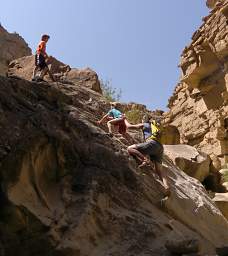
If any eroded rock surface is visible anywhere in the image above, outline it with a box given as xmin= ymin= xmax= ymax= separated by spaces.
xmin=8 ymin=55 xmax=102 ymax=94
xmin=164 ymin=145 xmax=210 ymax=182
xmin=0 ymin=25 xmax=31 ymax=75
xmin=0 ymin=75 xmax=227 ymax=255
xmin=213 ymin=193 xmax=228 ymax=220
xmin=165 ymin=0 xmax=228 ymax=169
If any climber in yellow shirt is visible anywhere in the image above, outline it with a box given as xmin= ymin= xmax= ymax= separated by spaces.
xmin=127 ymin=114 xmax=170 ymax=196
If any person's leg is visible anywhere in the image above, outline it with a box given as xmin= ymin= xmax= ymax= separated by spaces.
xmin=32 ymin=66 xmax=39 ymax=79
xmin=32 ymin=55 xmax=39 ymax=80
xmin=107 ymin=120 xmax=113 ymax=133
xmin=39 ymin=66 xmax=48 ymax=79
xmin=37 ymin=54 xmax=49 ymax=80
xmin=107 ymin=118 xmax=123 ymax=134
xmin=154 ymin=161 xmax=170 ymax=195
xmin=127 ymin=144 xmax=149 ymax=163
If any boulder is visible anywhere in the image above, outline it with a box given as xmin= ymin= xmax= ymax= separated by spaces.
xmin=7 ymin=55 xmax=102 ymax=93
xmin=213 ymin=193 xmax=228 ymax=220
xmin=164 ymin=144 xmax=210 ymax=182
xmin=67 ymin=67 xmax=102 ymax=93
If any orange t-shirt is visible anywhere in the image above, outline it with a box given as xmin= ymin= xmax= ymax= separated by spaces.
xmin=36 ymin=41 xmax=46 ymax=55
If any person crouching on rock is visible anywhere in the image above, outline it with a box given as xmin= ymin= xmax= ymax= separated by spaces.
xmin=127 ymin=114 xmax=170 ymax=195
xmin=32 ymin=34 xmax=55 ymax=82
xmin=97 ymin=102 xmax=128 ymax=136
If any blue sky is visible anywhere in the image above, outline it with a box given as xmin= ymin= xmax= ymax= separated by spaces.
xmin=1 ymin=0 xmax=208 ymax=110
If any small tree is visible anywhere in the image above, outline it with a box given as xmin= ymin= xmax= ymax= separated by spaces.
xmin=100 ymin=79 xmax=122 ymax=102
xmin=125 ymin=109 xmax=143 ymax=124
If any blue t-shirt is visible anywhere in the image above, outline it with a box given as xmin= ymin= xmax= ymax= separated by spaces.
xmin=143 ymin=122 xmax=152 ymax=140
xmin=108 ymin=108 xmax=122 ymax=119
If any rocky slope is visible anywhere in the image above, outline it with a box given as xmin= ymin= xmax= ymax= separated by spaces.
xmin=165 ymin=0 xmax=228 ymax=171
xmin=0 ymin=4 xmax=228 ymax=254
xmin=0 ymin=74 xmax=228 ymax=256
xmin=0 ymin=25 xmax=31 ymax=76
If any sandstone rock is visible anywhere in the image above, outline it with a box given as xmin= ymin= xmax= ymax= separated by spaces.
xmin=206 ymin=0 xmax=220 ymax=9
xmin=165 ymin=238 xmax=199 ymax=254
xmin=164 ymin=144 xmax=210 ymax=182
xmin=67 ymin=68 xmax=102 ymax=93
xmin=0 ymin=76 xmax=227 ymax=255
xmin=213 ymin=193 xmax=228 ymax=220
xmin=7 ymin=55 xmax=102 ymax=93
xmin=165 ymin=0 xmax=228 ymax=168
xmin=161 ymin=125 xmax=180 ymax=145
xmin=0 ymin=25 xmax=31 ymax=75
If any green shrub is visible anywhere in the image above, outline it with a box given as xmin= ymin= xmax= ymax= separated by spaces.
xmin=100 ymin=79 xmax=122 ymax=102
xmin=125 ymin=109 xmax=143 ymax=124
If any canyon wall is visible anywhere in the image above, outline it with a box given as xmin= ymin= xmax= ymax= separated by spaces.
xmin=165 ymin=0 xmax=228 ymax=170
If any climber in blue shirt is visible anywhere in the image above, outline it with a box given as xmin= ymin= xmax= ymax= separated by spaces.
xmin=97 ymin=102 xmax=127 ymax=135
xmin=107 ymin=107 xmax=122 ymax=119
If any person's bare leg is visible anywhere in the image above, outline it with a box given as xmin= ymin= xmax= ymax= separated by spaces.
xmin=40 ymin=67 xmax=48 ymax=79
xmin=155 ymin=162 xmax=170 ymax=195
xmin=107 ymin=120 xmax=113 ymax=133
xmin=32 ymin=66 xmax=39 ymax=79
xmin=127 ymin=145 xmax=148 ymax=163
xmin=107 ymin=118 xmax=123 ymax=134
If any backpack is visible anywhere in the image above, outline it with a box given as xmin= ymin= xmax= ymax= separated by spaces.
xmin=147 ymin=120 xmax=162 ymax=142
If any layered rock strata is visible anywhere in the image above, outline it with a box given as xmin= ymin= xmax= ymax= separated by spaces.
xmin=8 ymin=55 xmax=102 ymax=94
xmin=165 ymin=0 xmax=228 ymax=170
xmin=0 ymin=75 xmax=227 ymax=255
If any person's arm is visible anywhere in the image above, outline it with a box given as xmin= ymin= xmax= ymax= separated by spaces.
xmin=126 ymin=122 xmax=144 ymax=129
xmin=97 ymin=113 xmax=109 ymax=125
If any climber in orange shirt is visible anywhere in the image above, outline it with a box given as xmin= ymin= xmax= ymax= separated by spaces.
xmin=32 ymin=34 xmax=55 ymax=82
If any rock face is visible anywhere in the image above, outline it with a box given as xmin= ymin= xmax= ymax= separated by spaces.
xmin=165 ymin=0 xmax=228 ymax=169
xmin=0 ymin=75 xmax=228 ymax=255
xmin=164 ymin=145 xmax=210 ymax=182
xmin=213 ymin=193 xmax=228 ymax=220
xmin=0 ymin=25 xmax=31 ymax=75
xmin=206 ymin=0 xmax=219 ymax=9
xmin=8 ymin=55 xmax=102 ymax=93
